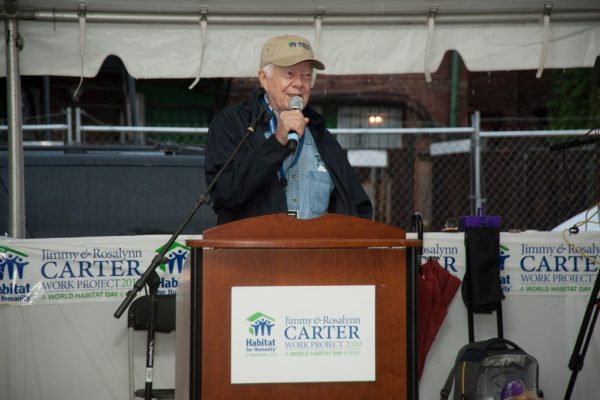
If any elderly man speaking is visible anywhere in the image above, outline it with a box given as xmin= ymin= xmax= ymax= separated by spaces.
xmin=205 ymin=34 xmax=372 ymax=225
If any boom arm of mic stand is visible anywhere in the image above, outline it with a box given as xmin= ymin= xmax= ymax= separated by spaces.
xmin=114 ymin=106 xmax=267 ymax=319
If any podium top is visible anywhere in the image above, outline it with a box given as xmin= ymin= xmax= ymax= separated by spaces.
xmin=188 ymin=213 xmax=421 ymax=249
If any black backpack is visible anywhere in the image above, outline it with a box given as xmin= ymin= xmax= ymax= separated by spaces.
xmin=440 ymin=338 xmax=540 ymax=400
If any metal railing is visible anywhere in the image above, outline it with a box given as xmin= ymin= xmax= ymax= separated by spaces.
xmin=2 ymin=108 xmax=597 ymax=231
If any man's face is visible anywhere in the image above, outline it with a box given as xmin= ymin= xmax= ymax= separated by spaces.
xmin=258 ymin=61 xmax=313 ymax=113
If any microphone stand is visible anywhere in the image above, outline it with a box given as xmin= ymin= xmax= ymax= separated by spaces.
xmin=114 ymin=105 xmax=267 ymax=400
xmin=114 ymin=104 xmax=268 ymax=320
xmin=564 ymin=258 xmax=600 ymax=399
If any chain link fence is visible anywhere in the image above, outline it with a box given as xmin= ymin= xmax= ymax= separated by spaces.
xmin=344 ymin=126 xmax=599 ymax=231
xmin=2 ymin=110 xmax=598 ymax=232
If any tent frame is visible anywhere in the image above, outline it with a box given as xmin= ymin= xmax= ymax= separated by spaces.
xmin=4 ymin=1 xmax=25 ymax=238
xmin=3 ymin=1 xmax=600 ymax=237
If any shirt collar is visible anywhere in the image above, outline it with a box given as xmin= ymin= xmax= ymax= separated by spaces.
xmin=263 ymin=94 xmax=279 ymax=136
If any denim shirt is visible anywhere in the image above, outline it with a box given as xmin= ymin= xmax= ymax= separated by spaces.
xmin=280 ymin=129 xmax=334 ymax=219
xmin=264 ymin=98 xmax=334 ymax=219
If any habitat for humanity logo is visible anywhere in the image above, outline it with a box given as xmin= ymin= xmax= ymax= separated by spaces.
xmin=0 ymin=246 xmax=31 ymax=301
xmin=0 ymin=246 xmax=29 ymax=280
xmin=499 ymin=244 xmax=512 ymax=293
xmin=245 ymin=312 xmax=276 ymax=355
xmin=288 ymin=40 xmax=311 ymax=50
xmin=155 ymin=242 xmax=190 ymax=293
xmin=248 ymin=312 xmax=275 ymax=336
xmin=156 ymin=242 xmax=190 ymax=274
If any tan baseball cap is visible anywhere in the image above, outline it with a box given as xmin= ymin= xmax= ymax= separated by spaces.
xmin=260 ymin=35 xmax=325 ymax=70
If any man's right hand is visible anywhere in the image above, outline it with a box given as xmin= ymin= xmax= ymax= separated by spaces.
xmin=275 ymin=110 xmax=309 ymax=146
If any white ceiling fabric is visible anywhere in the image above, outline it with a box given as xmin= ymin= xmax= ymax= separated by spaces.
xmin=1 ymin=1 xmax=599 ymax=78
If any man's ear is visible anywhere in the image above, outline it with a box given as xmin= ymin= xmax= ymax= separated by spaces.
xmin=257 ymin=69 xmax=267 ymax=89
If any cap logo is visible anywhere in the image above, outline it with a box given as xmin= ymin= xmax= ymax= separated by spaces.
xmin=288 ymin=41 xmax=311 ymax=50
xmin=260 ymin=35 xmax=325 ymax=70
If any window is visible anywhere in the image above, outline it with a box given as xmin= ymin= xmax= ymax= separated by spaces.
xmin=336 ymin=106 xmax=403 ymax=149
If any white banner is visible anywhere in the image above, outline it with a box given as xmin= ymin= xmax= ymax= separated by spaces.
xmin=230 ymin=285 xmax=375 ymax=384
xmin=0 ymin=235 xmax=200 ymax=306
xmin=1 ymin=231 xmax=598 ymax=306
xmin=413 ymin=231 xmax=600 ymax=296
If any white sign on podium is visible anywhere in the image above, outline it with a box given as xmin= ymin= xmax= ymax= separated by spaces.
xmin=231 ymin=285 xmax=376 ymax=384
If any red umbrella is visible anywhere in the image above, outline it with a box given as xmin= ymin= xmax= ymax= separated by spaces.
xmin=417 ymin=258 xmax=462 ymax=379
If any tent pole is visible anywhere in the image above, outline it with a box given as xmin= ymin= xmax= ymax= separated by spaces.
xmin=5 ymin=6 xmax=26 ymax=238
xmin=471 ymin=111 xmax=483 ymax=213
xmin=15 ymin=9 xmax=600 ymax=26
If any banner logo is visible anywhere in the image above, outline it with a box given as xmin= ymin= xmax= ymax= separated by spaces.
xmin=499 ymin=244 xmax=513 ymax=293
xmin=154 ymin=242 xmax=189 ymax=293
xmin=0 ymin=246 xmax=32 ymax=301
xmin=499 ymin=244 xmax=510 ymax=270
xmin=0 ymin=246 xmax=29 ymax=280
xmin=155 ymin=242 xmax=190 ymax=274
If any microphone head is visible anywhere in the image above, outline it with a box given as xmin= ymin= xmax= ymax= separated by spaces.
xmin=288 ymin=96 xmax=304 ymax=110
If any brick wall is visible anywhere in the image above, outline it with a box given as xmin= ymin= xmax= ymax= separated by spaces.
xmin=227 ymin=51 xmax=473 ymax=128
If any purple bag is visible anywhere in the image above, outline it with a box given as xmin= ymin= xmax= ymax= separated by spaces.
xmin=460 ymin=207 xmax=501 ymax=230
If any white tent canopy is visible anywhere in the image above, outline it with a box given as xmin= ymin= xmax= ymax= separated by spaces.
xmin=2 ymin=0 xmax=600 ymax=79
xmin=2 ymin=0 xmax=600 ymax=238
xmin=2 ymin=3 xmax=600 ymax=399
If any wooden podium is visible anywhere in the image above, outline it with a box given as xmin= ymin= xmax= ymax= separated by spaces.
xmin=176 ymin=213 xmax=420 ymax=400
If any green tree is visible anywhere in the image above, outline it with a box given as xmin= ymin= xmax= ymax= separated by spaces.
xmin=547 ymin=69 xmax=600 ymax=130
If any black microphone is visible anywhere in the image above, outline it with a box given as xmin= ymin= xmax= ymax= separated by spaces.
xmin=549 ymin=137 xmax=600 ymax=151
xmin=287 ymin=96 xmax=304 ymax=152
